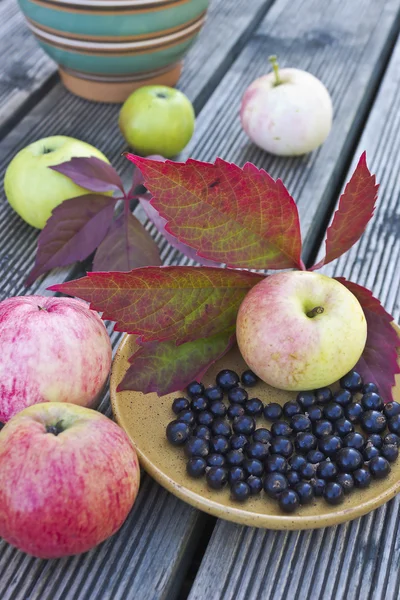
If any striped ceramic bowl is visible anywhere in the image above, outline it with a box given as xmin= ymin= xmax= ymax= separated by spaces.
xmin=18 ymin=0 xmax=209 ymax=102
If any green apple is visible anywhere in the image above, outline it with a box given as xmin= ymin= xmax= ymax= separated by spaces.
xmin=4 ymin=136 xmax=109 ymax=229
xmin=236 ymin=271 xmax=367 ymax=391
xmin=119 ymin=85 xmax=195 ymax=158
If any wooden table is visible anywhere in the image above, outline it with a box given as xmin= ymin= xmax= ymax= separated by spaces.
xmin=1 ymin=0 xmax=400 ymax=598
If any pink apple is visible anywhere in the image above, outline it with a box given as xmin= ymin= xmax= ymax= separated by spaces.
xmin=0 ymin=295 xmax=112 ymax=422
xmin=0 ymin=402 xmax=140 ymax=558
xmin=236 ymin=271 xmax=367 ymax=391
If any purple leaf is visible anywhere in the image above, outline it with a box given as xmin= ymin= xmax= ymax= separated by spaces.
xmin=25 ymin=194 xmax=116 ymax=286
xmin=92 ymin=209 xmax=161 ymax=272
xmin=51 ymin=157 xmax=124 ymax=193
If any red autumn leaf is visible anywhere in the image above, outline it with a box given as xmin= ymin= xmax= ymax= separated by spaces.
xmin=92 ymin=210 xmax=161 ymax=272
xmin=51 ymin=156 xmax=124 ymax=193
xmin=49 ymin=267 xmax=265 ymax=344
xmin=126 ymin=155 xmax=304 ymax=270
xmin=311 ymin=153 xmax=378 ymax=270
xmin=337 ymin=277 xmax=400 ymax=402
xmin=118 ymin=330 xmax=235 ymax=396
xmin=25 ymin=194 xmax=116 ymax=286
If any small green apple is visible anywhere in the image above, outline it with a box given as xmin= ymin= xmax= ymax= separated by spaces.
xmin=4 ymin=136 xmax=109 ymax=229
xmin=119 ymin=85 xmax=195 ymax=159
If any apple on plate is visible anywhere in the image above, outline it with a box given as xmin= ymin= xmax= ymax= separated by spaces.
xmin=4 ymin=136 xmax=109 ymax=229
xmin=0 ymin=402 xmax=140 ymax=558
xmin=119 ymin=85 xmax=195 ymax=159
xmin=240 ymin=56 xmax=333 ymax=156
xmin=0 ymin=295 xmax=112 ymax=423
xmin=236 ymin=271 xmax=367 ymax=391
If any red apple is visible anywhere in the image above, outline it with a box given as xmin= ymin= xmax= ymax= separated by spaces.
xmin=0 ymin=295 xmax=112 ymax=422
xmin=0 ymin=402 xmax=140 ymax=558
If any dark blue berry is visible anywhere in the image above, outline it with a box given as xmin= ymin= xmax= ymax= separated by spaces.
xmin=323 ymin=403 xmax=344 ymax=421
xmin=172 ymin=397 xmax=190 ymax=414
xmin=231 ymin=481 xmax=251 ymax=502
xmin=246 ymin=441 xmax=269 ymax=460
xmin=278 ymin=489 xmax=300 ymax=512
xmin=270 ymin=436 xmax=293 ymax=458
xmin=316 ymin=460 xmax=338 ymax=481
xmin=345 ymin=402 xmax=364 ymax=424
xmin=197 ymin=411 xmax=214 ymax=427
xmin=244 ymin=398 xmax=264 ymax=417
xmin=184 ymin=437 xmax=209 ymax=458
xmin=191 ymin=396 xmax=209 ymax=412
xmin=353 ymin=468 xmax=371 ymax=488
xmin=388 ymin=414 xmax=400 ymax=435
xmin=264 ymin=403 xmax=283 ymax=421
xmin=204 ymin=386 xmax=224 ymax=402
xmin=230 ymin=433 xmax=249 ymax=451
xmin=361 ymin=392 xmax=383 ymax=412
xmin=383 ymin=433 xmax=400 ymax=447
xmin=362 ymin=382 xmax=378 ymax=394
xmin=289 ymin=454 xmax=307 ymax=471
xmin=313 ymin=478 xmax=326 ymax=497
xmin=340 ymin=370 xmax=363 ymax=392
xmin=344 ymin=432 xmax=366 ymax=450
xmin=247 ymin=475 xmax=263 ymax=495
xmin=216 ymin=370 xmax=239 ymax=391
xmin=381 ymin=444 xmax=399 ymax=462
xmin=287 ymin=470 xmax=301 ymax=487
xmin=209 ymin=401 xmax=227 ymax=417
xmin=336 ymin=473 xmax=354 ymax=494
xmin=186 ymin=457 xmax=207 ymax=478
xmin=265 ymin=454 xmax=288 ymax=473
xmin=307 ymin=449 xmax=325 ymax=464
xmin=369 ymin=456 xmax=391 ymax=478
xmin=228 ymin=387 xmax=248 ymax=404
xmin=306 ymin=405 xmax=323 ymax=422
xmin=244 ymin=458 xmax=264 ymax=477
xmin=318 ymin=435 xmax=342 ymax=457
xmin=166 ymin=420 xmax=191 ymax=446
xmin=233 ymin=415 xmax=256 ymax=436
xmin=193 ymin=425 xmax=211 ymax=440
xmin=295 ymin=481 xmax=314 ymax=504
xmin=362 ymin=444 xmax=380 ymax=462
xmin=315 ymin=387 xmax=332 ymax=404
xmin=367 ymin=434 xmax=383 ymax=449
xmin=295 ymin=432 xmax=317 ymax=453
xmin=360 ymin=410 xmax=387 ymax=434
xmin=336 ymin=447 xmax=363 ymax=472
xmin=291 ymin=414 xmax=312 ymax=433
xmin=207 ymin=453 xmax=226 ymax=467
xmin=333 ymin=389 xmax=353 ymax=407
xmin=253 ymin=428 xmax=272 ymax=444
xmin=299 ymin=462 xmax=316 ymax=480
xmin=209 ymin=435 xmax=230 ymax=454
xmin=211 ymin=418 xmax=231 ymax=437
xmin=335 ymin=418 xmax=354 ymax=438
xmin=186 ymin=381 xmax=204 ymax=398
xmin=314 ymin=419 xmax=334 ymax=438
xmin=227 ymin=404 xmax=245 ymax=421
xmin=283 ymin=401 xmax=303 ymax=419
xmin=241 ymin=369 xmax=259 ymax=387
xmin=226 ymin=449 xmax=244 ymax=467
xmin=384 ymin=402 xmax=400 ymax=420
xmin=264 ymin=473 xmax=288 ymax=498
xmin=271 ymin=421 xmax=292 ymax=437
xmin=297 ymin=391 xmax=316 ymax=410
xmin=177 ymin=409 xmax=196 ymax=427
xmin=228 ymin=466 xmax=246 ymax=484
xmin=324 ymin=482 xmax=344 ymax=504
xmin=206 ymin=466 xmax=228 ymax=489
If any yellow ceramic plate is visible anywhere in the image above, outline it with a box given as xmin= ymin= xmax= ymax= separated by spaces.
xmin=110 ymin=330 xmax=400 ymax=530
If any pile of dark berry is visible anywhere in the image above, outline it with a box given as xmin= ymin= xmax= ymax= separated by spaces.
xmin=165 ymin=368 xmax=400 ymax=513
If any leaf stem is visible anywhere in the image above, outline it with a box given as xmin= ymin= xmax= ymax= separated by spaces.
xmin=269 ymin=55 xmax=282 ymax=86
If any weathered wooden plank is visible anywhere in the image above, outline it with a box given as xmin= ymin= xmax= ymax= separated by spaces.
xmin=188 ymin=10 xmax=400 ymax=600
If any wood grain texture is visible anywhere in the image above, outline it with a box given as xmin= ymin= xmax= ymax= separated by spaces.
xmin=188 ymin=8 xmax=400 ymax=600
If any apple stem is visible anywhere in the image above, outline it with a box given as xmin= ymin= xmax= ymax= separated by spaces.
xmin=306 ymin=306 xmax=324 ymax=318
xmin=269 ymin=55 xmax=282 ymax=86
xmin=37 ymin=305 xmax=47 ymax=311
xmin=46 ymin=423 xmax=63 ymax=436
